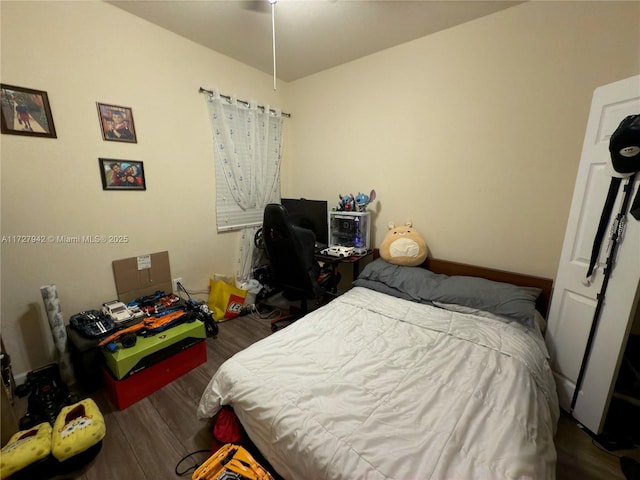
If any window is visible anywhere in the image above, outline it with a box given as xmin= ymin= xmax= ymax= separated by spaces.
xmin=207 ymin=93 xmax=283 ymax=231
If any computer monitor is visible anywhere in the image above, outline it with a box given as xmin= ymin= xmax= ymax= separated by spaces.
xmin=281 ymin=198 xmax=329 ymax=248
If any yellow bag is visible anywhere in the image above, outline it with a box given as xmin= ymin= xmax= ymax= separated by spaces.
xmin=207 ymin=279 xmax=246 ymax=322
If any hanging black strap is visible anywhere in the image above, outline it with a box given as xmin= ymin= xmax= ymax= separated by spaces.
xmin=585 ymin=176 xmax=622 ymax=279
xmin=631 ymin=184 xmax=640 ymax=221
xmin=571 ymin=172 xmax=637 ymax=413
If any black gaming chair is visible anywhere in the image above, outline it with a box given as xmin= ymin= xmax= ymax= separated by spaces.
xmin=262 ymin=203 xmax=338 ymax=331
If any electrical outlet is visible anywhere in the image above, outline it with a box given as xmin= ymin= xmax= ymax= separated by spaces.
xmin=172 ymin=277 xmax=182 ymax=293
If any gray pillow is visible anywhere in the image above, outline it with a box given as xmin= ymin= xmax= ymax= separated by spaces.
xmin=350 ymin=278 xmax=432 ymax=304
xmin=354 ymin=259 xmax=541 ymax=328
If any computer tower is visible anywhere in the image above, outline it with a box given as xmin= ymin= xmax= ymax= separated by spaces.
xmin=329 ymin=211 xmax=370 ymax=254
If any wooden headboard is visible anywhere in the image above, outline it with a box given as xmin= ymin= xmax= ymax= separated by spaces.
xmin=372 ymin=251 xmax=554 ymax=316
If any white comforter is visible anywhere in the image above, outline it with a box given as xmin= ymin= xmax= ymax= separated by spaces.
xmin=198 ymin=287 xmax=559 ymax=480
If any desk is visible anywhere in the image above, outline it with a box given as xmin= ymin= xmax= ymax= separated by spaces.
xmin=315 ymin=250 xmax=374 ymax=291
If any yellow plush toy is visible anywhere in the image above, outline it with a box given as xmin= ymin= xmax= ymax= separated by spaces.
xmin=0 ymin=422 xmax=52 ymax=479
xmin=379 ymin=221 xmax=428 ymax=267
xmin=51 ymin=398 xmax=106 ymax=462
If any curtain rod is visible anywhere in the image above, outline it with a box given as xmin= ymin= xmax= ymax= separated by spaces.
xmin=199 ymin=87 xmax=291 ymax=118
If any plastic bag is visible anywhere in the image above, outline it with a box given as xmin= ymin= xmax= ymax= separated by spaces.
xmin=207 ymin=279 xmax=246 ymax=322
xmin=213 ymin=406 xmax=242 ymax=445
xmin=237 ymin=279 xmax=262 ymax=306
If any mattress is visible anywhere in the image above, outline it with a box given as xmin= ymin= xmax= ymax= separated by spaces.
xmin=198 ymin=286 xmax=559 ymax=480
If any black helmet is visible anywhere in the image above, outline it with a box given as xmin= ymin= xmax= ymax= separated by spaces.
xmin=610 ymin=114 xmax=640 ymax=174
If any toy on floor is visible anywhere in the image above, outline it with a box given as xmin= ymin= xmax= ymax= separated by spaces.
xmin=0 ymin=422 xmax=52 ymax=479
xmin=15 ymin=363 xmax=76 ymax=430
xmin=0 ymin=398 xmax=105 ymax=480
xmin=192 ymin=443 xmax=274 ymax=480
xmin=51 ymin=398 xmax=106 ymax=462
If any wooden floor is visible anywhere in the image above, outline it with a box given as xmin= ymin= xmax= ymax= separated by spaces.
xmin=10 ymin=314 xmax=640 ymax=480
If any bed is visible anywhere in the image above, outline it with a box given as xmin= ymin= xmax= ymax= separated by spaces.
xmin=197 ymin=258 xmax=559 ymax=480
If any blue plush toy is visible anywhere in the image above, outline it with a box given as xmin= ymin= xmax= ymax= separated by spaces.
xmin=354 ymin=189 xmax=376 ymax=212
xmin=338 ymin=193 xmax=355 ymax=211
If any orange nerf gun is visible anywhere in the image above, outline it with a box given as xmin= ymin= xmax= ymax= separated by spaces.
xmin=192 ymin=444 xmax=274 ymax=480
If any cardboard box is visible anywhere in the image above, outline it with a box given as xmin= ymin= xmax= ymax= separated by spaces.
xmin=112 ymin=251 xmax=173 ymax=303
xmin=103 ymin=320 xmax=206 ymax=379
xmin=102 ymin=340 xmax=206 ymax=410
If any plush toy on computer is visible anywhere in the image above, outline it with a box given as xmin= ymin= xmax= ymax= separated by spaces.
xmin=337 ymin=193 xmax=355 ymax=211
xmin=336 ymin=189 xmax=376 ymax=212
xmin=354 ymin=189 xmax=376 ymax=211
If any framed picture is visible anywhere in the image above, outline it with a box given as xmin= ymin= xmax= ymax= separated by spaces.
xmin=99 ymin=158 xmax=146 ymax=190
xmin=96 ymin=102 xmax=137 ymax=143
xmin=0 ymin=84 xmax=57 ymax=138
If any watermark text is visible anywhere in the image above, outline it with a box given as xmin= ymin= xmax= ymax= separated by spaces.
xmin=1 ymin=234 xmax=129 ymax=244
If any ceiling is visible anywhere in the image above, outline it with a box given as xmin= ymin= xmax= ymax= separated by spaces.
xmin=108 ymin=0 xmax=522 ymax=82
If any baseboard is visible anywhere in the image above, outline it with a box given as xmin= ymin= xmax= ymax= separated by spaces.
xmin=591 ymin=431 xmax=637 ymax=451
xmin=13 ymin=371 xmax=27 ymax=387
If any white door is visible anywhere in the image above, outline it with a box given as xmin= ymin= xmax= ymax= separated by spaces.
xmin=545 ymin=75 xmax=640 ymax=434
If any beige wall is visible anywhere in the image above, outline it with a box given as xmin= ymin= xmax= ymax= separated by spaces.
xmin=0 ymin=1 xmax=290 ymax=377
xmin=287 ymin=1 xmax=640 ymax=276
xmin=2 ymin=1 xmax=639 ymax=378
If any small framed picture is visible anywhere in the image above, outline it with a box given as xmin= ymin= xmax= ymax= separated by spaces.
xmin=97 ymin=102 xmax=137 ymax=143
xmin=0 ymin=84 xmax=57 ymax=138
xmin=99 ymin=158 xmax=146 ymax=190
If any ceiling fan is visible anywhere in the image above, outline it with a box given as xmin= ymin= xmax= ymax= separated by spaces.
xmin=239 ymin=1 xmax=272 ymax=14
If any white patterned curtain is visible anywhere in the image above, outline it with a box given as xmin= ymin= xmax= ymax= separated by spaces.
xmin=206 ymin=89 xmax=283 ymax=283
